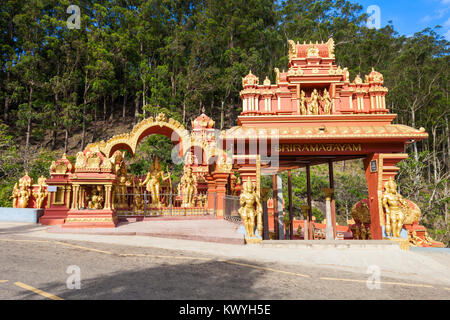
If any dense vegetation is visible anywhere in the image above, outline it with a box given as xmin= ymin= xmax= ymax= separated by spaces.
xmin=0 ymin=1 xmax=448 ymax=244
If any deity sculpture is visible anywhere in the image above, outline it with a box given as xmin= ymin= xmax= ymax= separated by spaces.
xmin=306 ymin=44 xmax=319 ymax=57
xmin=115 ymin=174 xmax=130 ymax=209
xmin=33 ymin=176 xmax=48 ymax=209
xmin=321 ymin=89 xmax=332 ymax=114
xmin=238 ymin=177 xmax=263 ymax=239
xmin=17 ymin=187 xmax=31 ymax=209
xmin=299 ymin=90 xmax=307 ymax=115
xmin=141 ymin=157 xmax=171 ymax=207
xmin=10 ymin=183 xmax=19 ymax=208
xmin=382 ymin=178 xmax=408 ymax=238
xmin=308 ymin=89 xmax=320 ymax=115
xmin=14 ymin=174 xmax=32 ymax=209
xmin=408 ymin=230 xmax=423 ymax=247
xmin=88 ymin=185 xmax=104 ymax=209
xmin=179 ymin=166 xmax=197 ymax=207
xmin=132 ymin=178 xmax=144 ymax=212
xmin=354 ymin=74 xmax=363 ymax=84
xmin=75 ymin=151 xmax=86 ymax=168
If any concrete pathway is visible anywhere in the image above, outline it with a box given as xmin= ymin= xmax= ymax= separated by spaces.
xmin=47 ymin=218 xmax=244 ymax=244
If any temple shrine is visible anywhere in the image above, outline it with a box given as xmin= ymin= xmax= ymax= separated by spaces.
xmin=12 ymin=38 xmax=444 ymax=248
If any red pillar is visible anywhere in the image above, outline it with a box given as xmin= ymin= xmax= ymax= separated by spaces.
xmin=306 ymin=164 xmax=313 ymax=240
xmin=272 ymin=174 xmax=279 ymax=239
xmin=364 ymin=154 xmax=382 ymax=240
xmin=288 ymin=169 xmax=293 ymax=240
xmin=206 ymin=176 xmax=216 ymax=216
xmin=212 ymin=172 xmax=229 ymax=218
xmin=364 ymin=153 xmax=408 ymax=240
xmin=328 ymin=160 xmax=337 ymax=238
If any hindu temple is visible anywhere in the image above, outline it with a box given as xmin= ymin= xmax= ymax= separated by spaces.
xmin=10 ymin=38 xmax=444 ymax=249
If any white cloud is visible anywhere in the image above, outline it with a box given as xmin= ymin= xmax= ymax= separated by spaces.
xmin=421 ymin=15 xmax=432 ymax=22
xmin=441 ymin=0 xmax=450 ymax=4
xmin=444 ymin=17 xmax=450 ymax=28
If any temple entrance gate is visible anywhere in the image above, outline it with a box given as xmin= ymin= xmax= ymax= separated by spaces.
xmin=41 ymin=113 xmax=228 ymax=227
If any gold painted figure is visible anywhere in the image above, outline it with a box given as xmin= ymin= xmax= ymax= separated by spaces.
xmin=33 ymin=176 xmax=48 ymax=209
xmin=17 ymin=187 xmax=31 ymax=209
xmin=10 ymin=183 xmax=19 ymax=208
xmin=115 ymin=175 xmax=130 ymax=209
xmin=141 ymin=157 xmax=171 ymax=207
xmin=408 ymin=230 xmax=423 ymax=247
xmin=321 ymin=89 xmax=332 ymax=114
xmin=308 ymin=89 xmax=320 ymax=115
xmin=382 ymin=178 xmax=407 ymax=238
xmin=238 ymin=177 xmax=263 ymax=239
xmin=179 ymin=166 xmax=197 ymax=207
xmin=88 ymin=185 xmax=104 ymax=209
xmin=299 ymin=90 xmax=307 ymax=115
xmin=132 ymin=178 xmax=144 ymax=212
xmin=15 ymin=175 xmax=32 ymax=209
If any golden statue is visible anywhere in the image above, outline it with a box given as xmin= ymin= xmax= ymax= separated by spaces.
xmin=179 ymin=166 xmax=197 ymax=207
xmin=308 ymin=89 xmax=320 ymax=115
xmin=14 ymin=174 xmax=32 ymax=209
xmin=33 ymin=176 xmax=48 ymax=209
xmin=299 ymin=90 xmax=307 ymax=115
xmin=10 ymin=183 xmax=19 ymax=208
xmin=321 ymin=89 xmax=332 ymax=114
xmin=132 ymin=178 xmax=144 ymax=212
xmin=17 ymin=187 xmax=31 ymax=209
xmin=88 ymin=185 xmax=104 ymax=209
xmin=141 ymin=157 xmax=171 ymax=207
xmin=382 ymin=178 xmax=408 ymax=238
xmin=408 ymin=230 xmax=423 ymax=247
xmin=238 ymin=177 xmax=263 ymax=240
xmin=115 ymin=175 xmax=130 ymax=209
xmin=75 ymin=151 xmax=86 ymax=168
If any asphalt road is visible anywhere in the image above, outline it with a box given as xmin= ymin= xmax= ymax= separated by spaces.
xmin=0 ymin=235 xmax=449 ymax=300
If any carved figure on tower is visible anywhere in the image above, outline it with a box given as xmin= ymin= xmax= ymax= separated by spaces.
xmin=321 ymin=89 xmax=332 ymax=114
xmin=308 ymin=89 xmax=320 ymax=115
xmin=238 ymin=177 xmax=263 ymax=241
xmin=299 ymin=90 xmax=307 ymax=115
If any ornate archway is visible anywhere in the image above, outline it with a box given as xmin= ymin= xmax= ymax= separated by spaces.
xmin=85 ymin=113 xmax=191 ymax=158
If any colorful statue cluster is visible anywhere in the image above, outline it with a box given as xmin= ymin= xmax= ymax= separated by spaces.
xmin=10 ymin=174 xmax=32 ymax=208
xmin=299 ymin=88 xmax=333 ymax=115
xmin=88 ymin=185 xmax=105 ymax=209
xmin=10 ymin=174 xmax=49 ymax=209
xmin=238 ymin=177 xmax=263 ymax=241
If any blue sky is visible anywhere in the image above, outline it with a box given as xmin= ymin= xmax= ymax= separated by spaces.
xmin=349 ymin=0 xmax=450 ymax=40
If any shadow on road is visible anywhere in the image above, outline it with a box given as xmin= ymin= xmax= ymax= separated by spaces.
xmin=0 ymin=223 xmax=47 ymax=235
xmin=17 ymin=260 xmax=270 ymax=300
